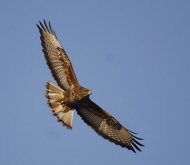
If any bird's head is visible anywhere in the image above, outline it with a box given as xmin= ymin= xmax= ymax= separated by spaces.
xmin=80 ymin=87 xmax=92 ymax=97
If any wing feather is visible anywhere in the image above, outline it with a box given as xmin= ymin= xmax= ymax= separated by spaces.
xmin=37 ymin=20 xmax=79 ymax=91
xmin=76 ymin=98 xmax=143 ymax=152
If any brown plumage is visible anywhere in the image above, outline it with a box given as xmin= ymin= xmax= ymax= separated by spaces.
xmin=37 ymin=20 xmax=143 ymax=152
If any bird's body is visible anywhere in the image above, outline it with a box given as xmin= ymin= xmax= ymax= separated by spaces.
xmin=37 ymin=20 xmax=143 ymax=152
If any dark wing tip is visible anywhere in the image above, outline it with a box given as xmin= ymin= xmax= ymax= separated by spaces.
xmin=43 ymin=19 xmax=50 ymax=32
xmin=132 ymin=141 xmax=142 ymax=152
xmin=133 ymin=138 xmax=144 ymax=147
xmin=36 ymin=24 xmax=42 ymax=33
xmin=132 ymin=134 xmax=143 ymax=141
xmin=39 ymin=20 xmax=46 ymax=31
xmin=128 ymin=129 xmax=138 ymax=134
xmin=129 ymin=131 xmax=144 ymax=152
xmin=130 ymin=146 xmax=136 ymax=153
xmin=36 ymin=19 xmax=55 ymax=36
xmin=48 ymin=21 xmax=54 ymax=33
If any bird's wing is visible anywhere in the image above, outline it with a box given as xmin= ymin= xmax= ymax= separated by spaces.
xmin=76 ymin=98 xmax=143 ymax=152
xmin=37 ymin=20 xmax=79 ymax=91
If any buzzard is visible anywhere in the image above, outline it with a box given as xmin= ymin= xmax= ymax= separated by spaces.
xmin=37 ymin=20 xmax=143 ymax=152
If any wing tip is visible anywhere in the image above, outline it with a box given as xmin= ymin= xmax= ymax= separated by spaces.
xmin=36 ymin=23 xmax=42 ymax=33
xmin=130 ymin=131 xmax=144 ymax=152
xmin=36 ymin=19 xmax=56 ymax=38
xmin=108 ymin=128 xmax=144 ymax=152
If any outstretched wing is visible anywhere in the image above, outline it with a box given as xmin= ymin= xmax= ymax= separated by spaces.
xmin=77 ymin=98 xmax=143 ymax=152
xmin=37 ymin=20 xmax=79 ymax=91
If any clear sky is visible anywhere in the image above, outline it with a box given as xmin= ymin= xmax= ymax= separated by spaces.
xmin=0 ymin=0 xmax=190 ymax=164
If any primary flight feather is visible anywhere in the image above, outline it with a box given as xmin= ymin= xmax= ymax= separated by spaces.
xmin=37 ymin=20 xmax=143 ymax=152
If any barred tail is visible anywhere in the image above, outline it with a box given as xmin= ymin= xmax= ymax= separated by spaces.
xmin=45 ymin=82 xmax=74 ymax=129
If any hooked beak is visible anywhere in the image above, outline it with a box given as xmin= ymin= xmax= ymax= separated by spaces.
xmin=88 ymin=90 xmax=92 ymax=95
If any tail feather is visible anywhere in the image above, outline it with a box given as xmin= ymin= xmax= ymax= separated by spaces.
xmin=45 ymin=82 xmax=74 ymax=129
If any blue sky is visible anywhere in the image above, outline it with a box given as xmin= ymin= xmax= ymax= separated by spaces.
xmin=0 ymin=0 xmax=190 ymax=164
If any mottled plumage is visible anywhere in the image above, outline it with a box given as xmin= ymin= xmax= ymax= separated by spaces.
xmin=37 ymin=20 xmax=143 ymax=152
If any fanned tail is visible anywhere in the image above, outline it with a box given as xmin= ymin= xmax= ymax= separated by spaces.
xmin=45 ymin=82 xmax=74 ymax=129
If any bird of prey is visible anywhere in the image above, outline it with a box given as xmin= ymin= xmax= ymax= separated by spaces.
xmin=37 ymin=20 xmax=143 ymax=152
